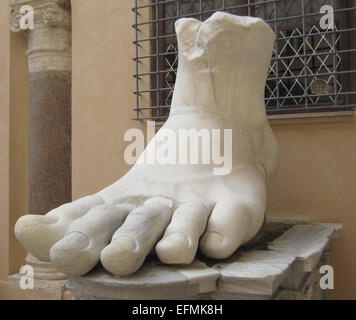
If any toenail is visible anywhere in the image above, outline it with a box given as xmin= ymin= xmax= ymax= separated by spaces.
xmin=112 ymin=236 xmax=138 ymax=251
xmin=164 ymin=232 xmax=190 ymax=246
xmin=56 ymin=232 xmax=89 ymax=250
xmin=144 ymin=196 xmax=174 ymax=209
xmin=38 ymin=215 xmax=59 ymax=225
xmin=203 ymin=232 xmax=223 ymax=248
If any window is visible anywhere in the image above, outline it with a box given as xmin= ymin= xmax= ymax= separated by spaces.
xmin=133 ymin=0 xmax=356 ymax=122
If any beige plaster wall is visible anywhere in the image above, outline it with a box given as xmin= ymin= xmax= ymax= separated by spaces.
xmin=9 ymin=32 xmax=30 ymax=274
xmin=71 ymin=0 xmax=145 ymax=199
xmin=0 ymin=1 xmax=11 ymax=283
xmin=268 ymin=118 xmax=356 ymax=299
xmin=0 ymin=1 xmax=29 ymax=283
xmin=9 ymin=32 xmax=29 ymax=276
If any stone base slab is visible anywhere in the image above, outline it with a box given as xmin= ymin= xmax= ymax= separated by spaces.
xmin=7 ymin=274 xmax=71 ymax=300
xmin=67 ymin=218 xmax=341 ymax=300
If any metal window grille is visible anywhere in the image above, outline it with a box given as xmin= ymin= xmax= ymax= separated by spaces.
xmin=133 ymin=0 xmax=356 ymax=122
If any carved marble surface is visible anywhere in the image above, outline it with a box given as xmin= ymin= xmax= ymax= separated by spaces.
xmin=66 ymin=219 xmax=341 ymax=300
xmin=14 ymin=11 xmax=280 ymax=279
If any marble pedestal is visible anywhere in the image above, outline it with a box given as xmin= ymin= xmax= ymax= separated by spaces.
xmin=67 ymin=219 xmax=341 ymax=300
xmin=8 ymin=253 xmax=72 ymax=300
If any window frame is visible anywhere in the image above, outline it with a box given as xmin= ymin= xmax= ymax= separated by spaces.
xmin=132 ymin=0 xmax=356 ymax=123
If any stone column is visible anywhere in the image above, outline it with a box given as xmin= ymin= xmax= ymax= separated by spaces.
xmin=10 ymin=0 xmax=72 ymax=215
xmin=9 ymin=1 xmax=71 ymax=295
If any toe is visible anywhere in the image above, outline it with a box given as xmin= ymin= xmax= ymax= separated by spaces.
xmin=100 ymin=236 xmax=140 ymax=276
xmin=155 ymin=231 xmax=191 ymax=264
xmin=100 ymin=200 xmax=172 ymax=276
xmin=156 ymin=202 xmax=210 ymax=264
xmin=14 ymin=194 xmax=104 ymax=262
xmin=15 ymin=214 xmax=61 ymax=262
xmin=50 ymin=203 xmax=135 ymax=276
xmin=200 ymin=198 xmax=256 ymax=259
xmin=50 ymin=232 xmax=93 ymax=276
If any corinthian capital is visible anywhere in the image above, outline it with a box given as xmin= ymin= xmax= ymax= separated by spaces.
xmin=10 ymin=9 xmax=24 ymax=32
xmin=9 ymin=0 xmax=72 ymax=72
xmin=10 ymin=0 xmax=71 ymax=32
xmin=10 ymin=0 xmax=70 ymax=8
xmin=42 ymin=3 xmax=66 ymax=26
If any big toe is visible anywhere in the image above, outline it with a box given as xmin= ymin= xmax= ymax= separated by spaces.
xmin=15 ymin=214 xmax=61 ymax=262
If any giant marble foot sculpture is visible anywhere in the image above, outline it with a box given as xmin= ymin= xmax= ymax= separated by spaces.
xmin=15 ymin=12 xmax=279 ymax=277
